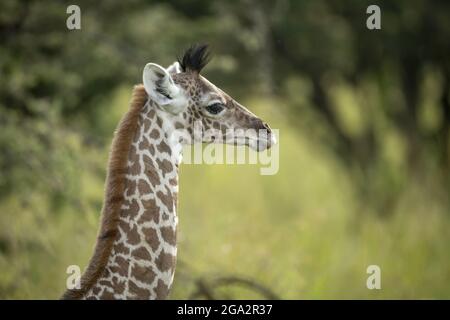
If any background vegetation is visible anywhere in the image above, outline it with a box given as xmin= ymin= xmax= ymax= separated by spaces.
xmin=0 ymin=0 xmax=449 ymax=299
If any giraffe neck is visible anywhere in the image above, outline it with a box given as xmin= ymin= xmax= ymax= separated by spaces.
xmin=85 ymin=97 xmax=182 ymax=299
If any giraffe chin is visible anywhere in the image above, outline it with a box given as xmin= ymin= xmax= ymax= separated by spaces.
xmin=248 ymin=134 xmax=276 ymax=152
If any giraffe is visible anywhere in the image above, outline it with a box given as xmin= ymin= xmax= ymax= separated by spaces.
xmin=62 ymin=44 xmax=276 ymax=300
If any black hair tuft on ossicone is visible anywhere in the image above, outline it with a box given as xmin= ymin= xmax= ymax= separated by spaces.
xmin=178 ymin=44 xmax=211 ymax=73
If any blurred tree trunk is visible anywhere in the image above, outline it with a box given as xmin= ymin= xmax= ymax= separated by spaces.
xmin=439 ymin=67 xmax=450 ymax=178
xmin=400 ymin=57 xmax=423 ymax=175
xmin=247 ymin=0 xmax=275 ymax=96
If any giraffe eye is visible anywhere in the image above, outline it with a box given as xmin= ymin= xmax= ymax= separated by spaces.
xmin=205 ymin=103 xmax=225 ymax=115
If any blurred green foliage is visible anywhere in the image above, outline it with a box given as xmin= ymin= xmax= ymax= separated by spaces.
xmin=0 ymin=0 xmax=449 ymax=299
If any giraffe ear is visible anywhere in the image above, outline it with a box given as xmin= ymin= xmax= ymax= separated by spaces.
xmin=166 ymin=61 xmax=182 ymax=74
xmin=143 ymin=63 xmax=187 ymax=114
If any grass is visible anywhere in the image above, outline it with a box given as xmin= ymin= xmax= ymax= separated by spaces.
xmin=0 ymin=88 xmax=449 ymax=299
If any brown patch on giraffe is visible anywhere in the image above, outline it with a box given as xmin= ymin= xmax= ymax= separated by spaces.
xmin=122 ymin=199 xmax=139 ymax=219
xmin=111 ymin=276 xmax=126 ymax=294
xmin=155 ymin=251 xmax=175 ymax=272
xmin=99 ymin=265 xmax=112 ymax=279
xmin=149 ymin=144 xmax=156 ymax=156
xmin=125 ymin=181 xmax=137 ymax=198
xmin=99 ymin=289 xmax=115 ymax=300
xmin=99 ymin=279 xmax=112 ymax=287
xmin=154 ymin=279 xmax=170 ymax=299
xmin=142 ymin=154 xmax=155 ymax=166
xmin=143 ymin=155 xmax=160 ymax=185
xmin=157 ymin=187 xmax=173 ymax=210
xmin=174 ymin=122 xmax=184 ymax=129
xmin=119 ymin=221 xmax=141 ymax=246
xmin=113 ymin=242 xmax=131 ymax=255
xmin=137 ymin=179 xmax=152 ymax=195
xmin=169 ymin=178 xmax=177 ymax=186
xmin=150 ymin=129 xmax=160 ymax=140
xmin=109 ymin=255 xmax=130 ymax=277
xmin=143 ymin=117 xmax=151 ymax=133
xmin=139 ymin=137 xmax=150 ymax=151
xmin=129 ymin=145 xmax=137 ymax=158
xmin=131 ymin=264 xmax=156 ymax=284
xmin=156 ymin=158 xmax=173 ymax=176
xmin=160 ymin=226 xmax=176 ymax=246
xmin=142 ymin=226 xmax=160 ymax=251
xmin=145 ymin=167 xmax=160 ymax=186
xmin=129 ymin=160 xmax=141 ymax=176
xmin=128 ymin=281 xmax=151 ymax=299
xmin=61 ymin=85 xmax=148 ymax=300
xmin=132 ymin=246 xmax=152 ymax=261
xmin=91 ymin=285 xmax=101 ymax=296
xmin=156 ymin=116 xmax=163 ymax=128
xmin=157 ymin=140 xmax=171 ymax=155
xmin=139 ymin=198 xmax=160 ymax=224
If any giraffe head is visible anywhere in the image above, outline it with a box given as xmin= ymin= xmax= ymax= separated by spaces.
xmin=142 ymin=44 xmax=276 ymax=151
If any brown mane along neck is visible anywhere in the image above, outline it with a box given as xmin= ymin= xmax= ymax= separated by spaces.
xmin=62 ymin=85 xmax=148 ymax=299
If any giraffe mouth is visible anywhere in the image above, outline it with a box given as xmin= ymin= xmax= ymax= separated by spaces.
xmin=200 ymin=127 xmax=277 ymax=151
